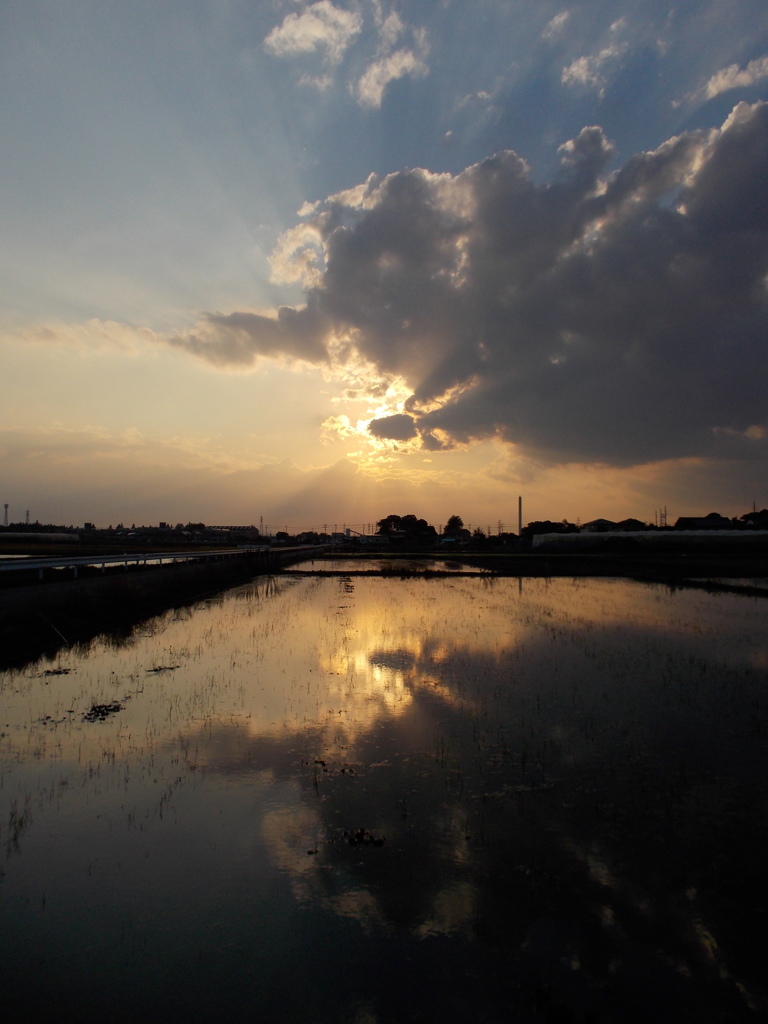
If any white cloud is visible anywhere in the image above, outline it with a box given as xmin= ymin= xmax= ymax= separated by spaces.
xmin=320 ymin=413 xmax=360 ymax=444
xmin=356 ymin=46 xmax=429 ymax=108
xmin=298 ymin=72 xmax=335 ymax=91
xmin=459 ymin=89 xmax=494 ymax=108
xmin=269 ymin=221 xmax=326 ymax=286
xmin=542 ymin=11 xmax=569 ymax=40
xmin=702 ymin=54 xmax=768 ymax=99
xmin=264 ymin=2 xmax=429 ymax=108
xmin=355 ymin=12 xmax=429 ymax=109
xmin=562 ymin=42 xmax=628 ymax=93
xmin=264 ymin=1 xmax=362 ymax=65
xmin=376 ymin=9 xmax=405 ymax=52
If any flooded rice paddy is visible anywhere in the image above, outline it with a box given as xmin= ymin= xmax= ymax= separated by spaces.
xmin=1 ymin=569 xmax=767 ymax=1022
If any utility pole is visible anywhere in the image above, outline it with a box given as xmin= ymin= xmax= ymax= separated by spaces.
xmin=518 ymin=495 xmax=522 ymax=537
xmin=3 ymin=503 xmax=7 ymax=527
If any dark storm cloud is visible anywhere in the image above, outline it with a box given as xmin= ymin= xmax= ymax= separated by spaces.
xmin=367 ymin=413 xmax=418 ymax=440
xmin=167 ymin=303 xmax=328 ymax=368
xmin=182 ymin=101 xmax=768 ymax=468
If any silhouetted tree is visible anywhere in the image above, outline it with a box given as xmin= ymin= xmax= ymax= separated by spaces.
xmin=376 ymin=513 xmax=437 ymax=546
xmin=444 ymin=515 xmax=464 ymax=535
xmin=377 ymin=514 xmax=402 ymax=535
xmin=521 ymin=520 xmax=578 ymax=536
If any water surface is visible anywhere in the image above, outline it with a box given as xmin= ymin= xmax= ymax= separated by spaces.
xmin=1 ymin=574 xmax=766 ymax=1021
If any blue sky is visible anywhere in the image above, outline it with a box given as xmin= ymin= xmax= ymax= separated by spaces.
xmin=2 ymin=0 xmax=768 ymax=530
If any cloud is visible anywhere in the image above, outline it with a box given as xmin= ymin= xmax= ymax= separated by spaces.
xmin=562 ymin=43 xmax=628 ymax=93
xmin=700 ymin=54 xmax=768 ymax=101
xmin=356 ymin=44 xmax=428 ymax=108
xmin=355 ymin=10 xmax=429 ymax=109
xmin=0 ymin=423 xmax=245 ymax=477
xmin=298 ymin=72 xmax=335 ymax=92
xmin=561 ymin=17 xmax=629 ymax=94
xmin=367 ymin=413 xmax=417 ymax=440
xmin=264 ymin=2 xmax=429 ymax=107
xmin=377 ymin=9 xmax=404 ymax=50
xmin=264 ymin=1 xmax=362 ymax=65
xmin=6 ymin=318 xmax=160 ymax=354
xmin=166 ymin=306 xmax=330 ymax=370
xmin=542 ymin=11 xmax=569 ymax=40
xmin=320 ymin=413 xmax=360 ymax=444
xmin=168 ymin=101 xmax=768 ymax=476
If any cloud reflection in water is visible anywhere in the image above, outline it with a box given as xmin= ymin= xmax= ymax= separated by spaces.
xmin=1 ymin=573 xmax=767 ymax=1021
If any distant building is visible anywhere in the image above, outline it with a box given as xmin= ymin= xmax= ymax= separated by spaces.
xmin=581 ymin=518 xmax=617 ymax=532
xmin=674 ymin=513 xmax=733 ymax=530
xmin=615 ymin=518 xmax=647 ymax=531
xmin=741 ymin=509 xmax=768 ymax=529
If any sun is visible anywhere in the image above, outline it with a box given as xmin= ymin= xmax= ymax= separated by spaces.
xmin=321 ymin=370 xmax=420 ymax=455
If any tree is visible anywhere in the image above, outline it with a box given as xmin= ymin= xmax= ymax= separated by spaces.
xmin=521 ymin=520 xmax=578 ymax=536
xmin=444 ymin=515 xmax=464 ymax=535
xmin=399 ymin=514 xmax=420 ymax=532
xmin=377 ymin=514 xmax=402 ymax=535
xmin=376 ymin=513 xmax=437 ymax=546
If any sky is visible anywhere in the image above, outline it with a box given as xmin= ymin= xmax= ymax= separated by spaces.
xmin=2 ymin=0 xmax=768 ymax=532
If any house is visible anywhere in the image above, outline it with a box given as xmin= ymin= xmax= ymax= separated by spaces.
xmin=616 ymin=518 xmax=647 ymax=531
xmin=581 ymin=518 xmax=617 ymax=532
xmin=674 ymin=513 xmax=733 ymax=530
xmin=741 ymin=509 xmax=768 ymax=529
